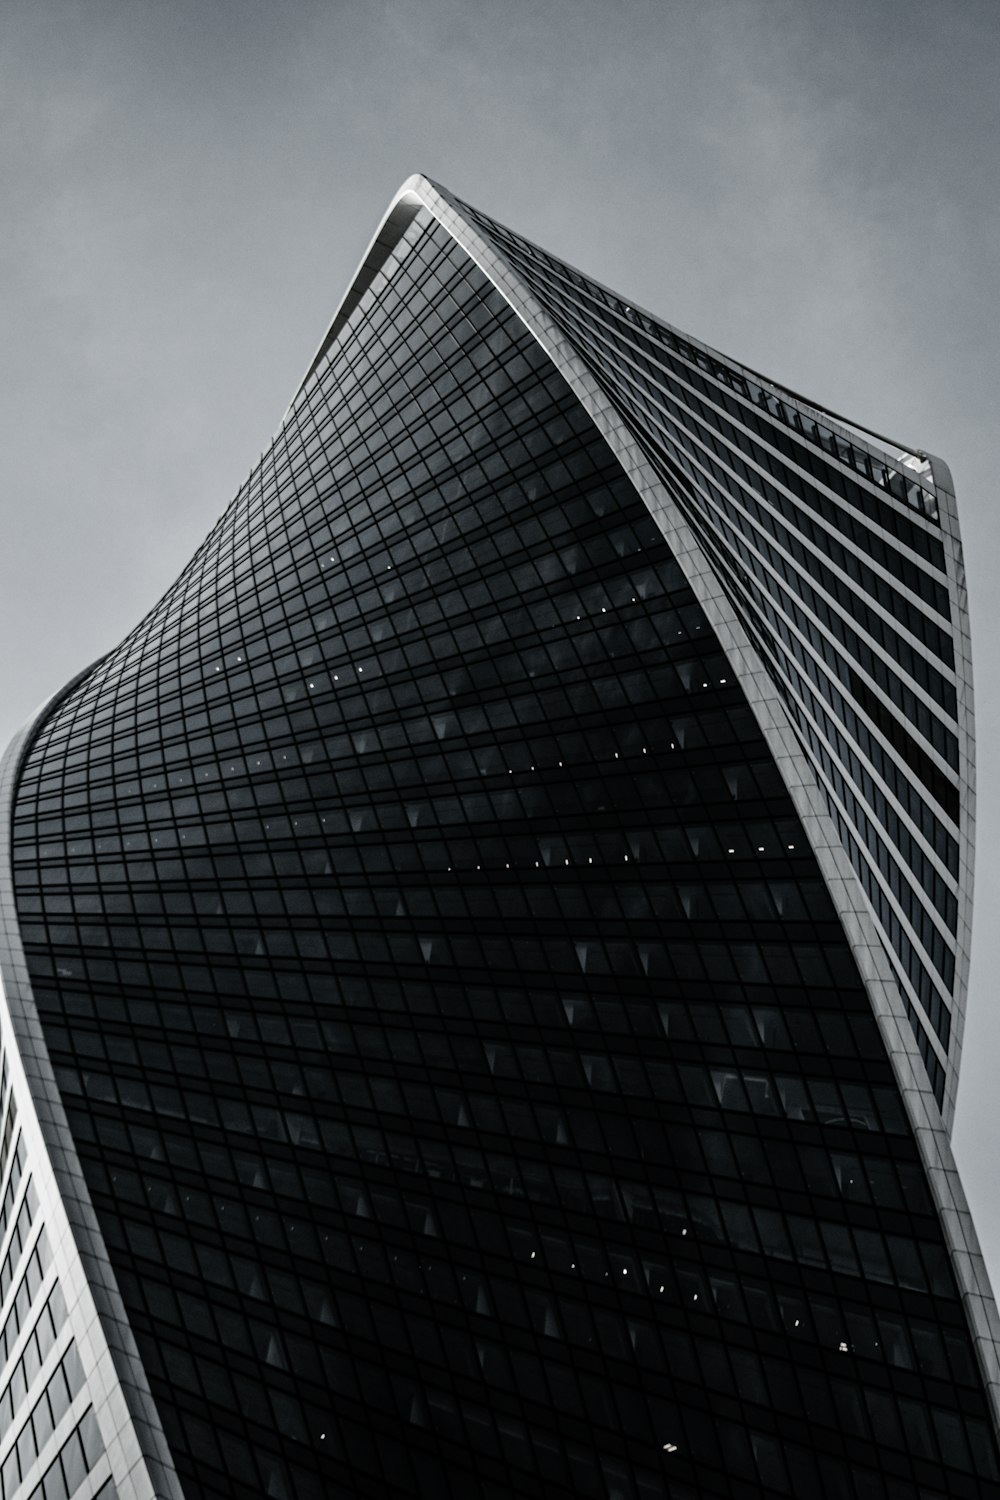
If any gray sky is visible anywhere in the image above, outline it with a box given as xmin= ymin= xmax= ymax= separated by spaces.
xmin=2 ymin=0 xmax=999 ymax=1272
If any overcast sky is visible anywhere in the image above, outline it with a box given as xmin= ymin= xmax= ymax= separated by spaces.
xmin=2 ymin=0 xmax=999 ymax=1275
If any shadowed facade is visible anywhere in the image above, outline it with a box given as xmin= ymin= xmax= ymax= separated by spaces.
xmin=0 ymin=178 xmax=997 ymax=1500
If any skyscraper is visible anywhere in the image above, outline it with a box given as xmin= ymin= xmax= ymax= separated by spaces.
xmin=0 ymin=172 xmax=997 ymax=1498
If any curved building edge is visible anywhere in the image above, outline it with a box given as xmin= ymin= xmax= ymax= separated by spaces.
xmin=0 ymin=675 xmax=184 ymax=1500
xmin=0 ymin=171 xmax=995 ymax=1479
xmin=928 ymin=453 xmax=976 ymax=1118
xmin=289 ymin=172 xmax=1000 ymax=1432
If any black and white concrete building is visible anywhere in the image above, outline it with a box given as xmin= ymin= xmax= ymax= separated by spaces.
xmin=0 ymin=175 xmax=996 ymax=1499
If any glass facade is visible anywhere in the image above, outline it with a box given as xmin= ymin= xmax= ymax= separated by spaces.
xmin=0 ymin=180 xmax=995 ymax=1499
xmin=451 ymin=196 xmax=968 ymax=1109
xmin=0 ymin=1029 xmax=113 ymax=1500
